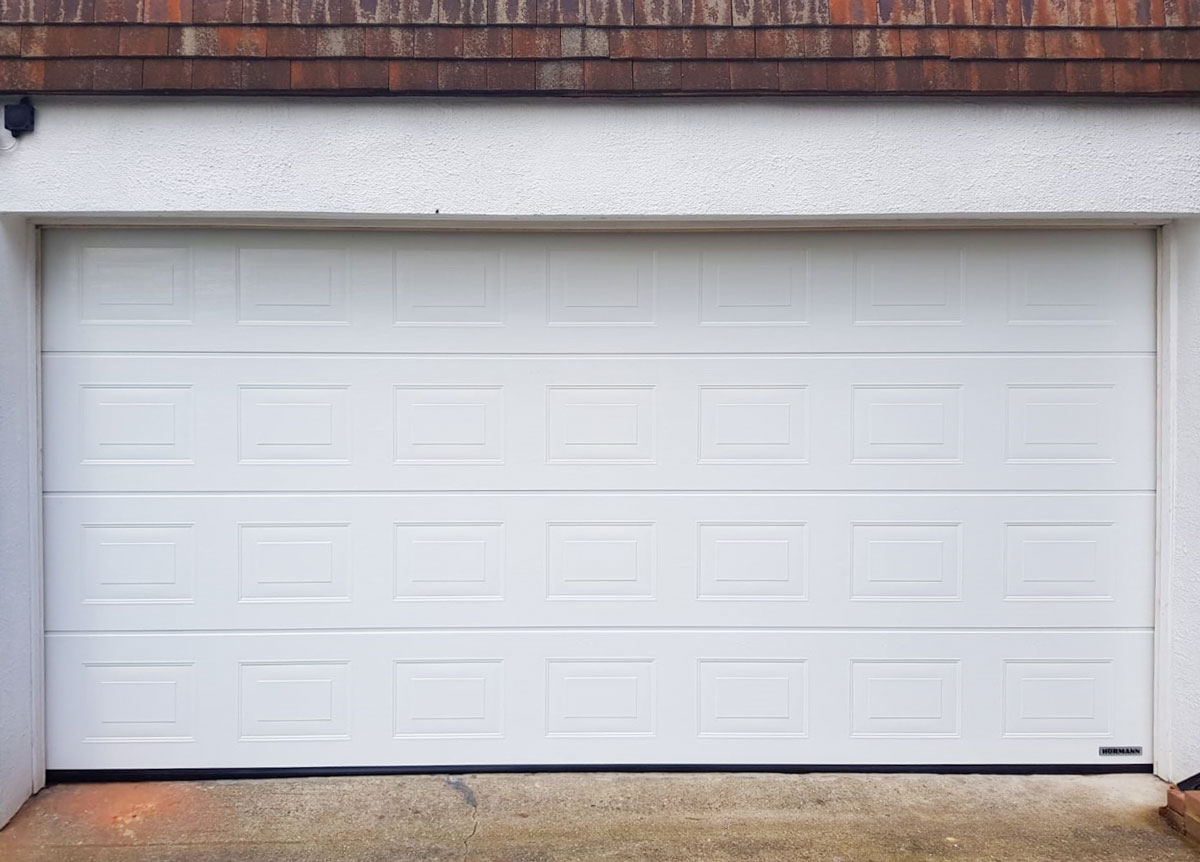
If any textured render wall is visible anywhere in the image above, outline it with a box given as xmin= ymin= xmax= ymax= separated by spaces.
xmin=1 ymin=97 xmax=1200 ymax=217
xmin=1169 ymin=219 xmax=1200 ymax=785
xmin=0 ymin=215 xmax=36 ymax=827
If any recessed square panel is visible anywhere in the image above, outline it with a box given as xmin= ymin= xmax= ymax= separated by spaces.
xmin=1007 ymin=248 xmax=1120 ymax=325
xmin=239 ymin=662 xmax=350 ymax=740
xmin=238 ymin=386 xmax=350 ymax=463
xmin=547 ymin=660 xmax=654 ymax=736
xmin=699 ymin=386 xmax=809 ymax=463
xmin=547 ymin=522 xmax=655 ymax=599
xmin=852 ymin=385 xmax=962 ymax=463
xmin=547 ymin=386 xmax=655 ymax=463
xmin=853 ymin=247 xmax=964 ymax=324
xmin=393 ymin=660 xmax=503 ymax=737
xmin=1004 ymin=661 xmax=1113 ymax=737
xmin=1004 ymin=523 xmax=1113 ymax=600
xmin=394 ymin=249 xmax=503 ymax=325
xmin=237 ymin=248 xmax=348 ymax=324
xmin=700 ymin=250 xmax=808 ymax=325
xmin=82 ymin=523 xmax=194 ymax=603
xmin=82 ymin=662 xmax=195 ymax=741
xmin=80 ymin=385 xmax=194 ymax=464
xmin=394 ymin=522 xmax=503 ymax=599
xmin=698 ymin=660 xmax=808 ymax=737
xmin=80 ymin=246 xmax=193 ymax=323
xmin=851 ymin=523 xmax=961 ymax=600
xmin=239 ymin=523 xmax=351 ymax=602
xmin=547 ymin=250 xmax=655 ymax=325
xmin=698 ymin=523 xmax=807 ymax=600
xmin=394 ymin=386 xmax=503 ymax=464
xmin=1006 ymin=385 xmax=1115 ymax=463
xmin=851 ymin=661 xmax=960 ymax=737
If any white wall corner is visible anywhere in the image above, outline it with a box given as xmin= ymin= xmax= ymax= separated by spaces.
xmin=1162 ymin=218 xmax=1200 ymax=784
xmin=0 ymin=215 xmax=41 ymax=828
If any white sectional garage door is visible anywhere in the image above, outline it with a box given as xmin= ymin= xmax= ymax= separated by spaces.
xmin=42 ymin=228 xmax=1156 ymax=770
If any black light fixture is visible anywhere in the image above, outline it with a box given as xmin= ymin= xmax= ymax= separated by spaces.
xmin=4 ymin=97 xmax=34 ymax=139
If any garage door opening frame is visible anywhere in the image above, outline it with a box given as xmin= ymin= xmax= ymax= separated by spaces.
xmin=2 ymin=215 xmax=1197 ymax=825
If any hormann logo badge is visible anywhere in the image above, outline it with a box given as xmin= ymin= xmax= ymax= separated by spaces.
xmin=1099 ymin=746 xmax=1144 ymax=756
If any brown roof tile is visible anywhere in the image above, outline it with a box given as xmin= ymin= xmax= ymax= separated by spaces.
xmin=0 ymin=0 xmax=1198 ymax=94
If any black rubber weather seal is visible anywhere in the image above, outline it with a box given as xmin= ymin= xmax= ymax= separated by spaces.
xmin=46 ymin=763 xmax=1154 ymax=784
xmin=1178 ymin=771 xmax=1200 ymax=791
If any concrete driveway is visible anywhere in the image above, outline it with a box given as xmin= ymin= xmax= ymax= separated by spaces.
xmin=0 ymin=772 xmax=1194 ymax=861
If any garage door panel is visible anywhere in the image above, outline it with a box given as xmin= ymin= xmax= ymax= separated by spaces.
xmin=45 ymin=631 xmax=1152 ymax=768
xmin=43 ymin=230 xmax=1156 ymax=355
xmin=42 ymin=227 xmax=1157 ymax=770
xmin=44 ymin=493 xmax=1154 ymax=632
xmin=43 ymin=354 xmax=1154 ymax=492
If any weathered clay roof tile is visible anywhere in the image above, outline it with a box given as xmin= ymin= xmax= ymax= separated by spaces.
xmin=2 ymin=0 xmax=1200 ymax=93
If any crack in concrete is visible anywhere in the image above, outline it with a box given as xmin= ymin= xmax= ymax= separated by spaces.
xmin=445 ymin=777 xmax=479 ymax=859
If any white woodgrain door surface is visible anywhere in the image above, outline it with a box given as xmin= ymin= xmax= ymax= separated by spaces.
xmin=41 ymin=229 xmax=1156 ymax=769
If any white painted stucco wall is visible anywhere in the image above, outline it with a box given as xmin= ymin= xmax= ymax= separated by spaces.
xmin=0 ymin=215 xmax=38 ymax=829
xmin=1 ymin=97 xmax=1199 ymax=218
xmin=2 ymin=96 xmax=1200 ymax=826
xmin=1163 ymin=219 xmax=1200 ymax=790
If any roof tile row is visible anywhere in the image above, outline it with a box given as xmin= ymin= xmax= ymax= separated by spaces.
xmin=6 ymin=0 xmax=1200 ymax=27
xmin=2 ymin=55 xmax=1199 ymax=91
xmin=8 ymin=24 xmax=1200 ymax=59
